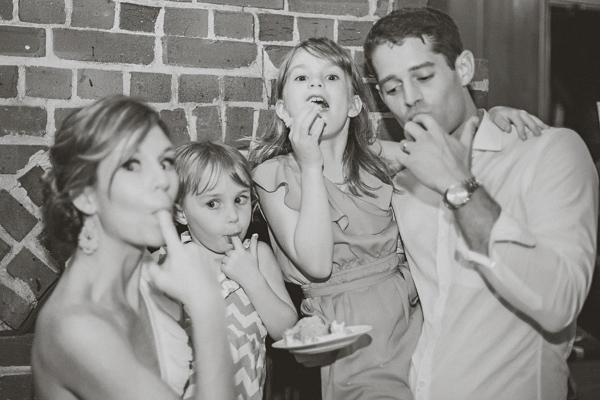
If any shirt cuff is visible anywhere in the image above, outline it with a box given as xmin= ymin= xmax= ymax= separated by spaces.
xmin=456 ymin=211 xmax=537 ymax=270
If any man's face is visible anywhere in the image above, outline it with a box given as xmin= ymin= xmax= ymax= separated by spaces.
xmin=371 ymin=37 xmax=469 ymax=134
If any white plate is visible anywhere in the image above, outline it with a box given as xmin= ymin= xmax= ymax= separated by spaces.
xmin=272 ymin=325 xmax=372 ymax=355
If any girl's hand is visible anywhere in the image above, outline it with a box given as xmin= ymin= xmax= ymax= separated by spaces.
xmin=488 ymin=106 xmax=548 ymax=140
xmin=221 ymin=234 xmax=263 ymax=288
xmin=146 ymin=210 xmax=220 ymax=305
xmin=288 ymin=102 xmax=326 ymax=170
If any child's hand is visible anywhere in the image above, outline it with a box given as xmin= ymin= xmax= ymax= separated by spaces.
xmin=221 ymin=234 xmax=263 ymax=289
xmin=288 ymin=102 xmax=326 ymax=170
xmin=488 ymin=106 xmax=548 ymax=140
xmin=146 ymin=210 xmax=220 ymax=305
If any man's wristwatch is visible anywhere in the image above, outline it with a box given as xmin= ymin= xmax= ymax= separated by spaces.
xmin=443 ymin=177 xmax=482 ymax=210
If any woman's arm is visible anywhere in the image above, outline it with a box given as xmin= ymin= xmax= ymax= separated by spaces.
xmin=222 ymin=236 xmax=297 ymax=340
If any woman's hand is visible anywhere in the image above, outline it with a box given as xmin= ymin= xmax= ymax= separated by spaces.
xmin=488 ymin=106 xmax=549 ymax=140
xmin=221 ymin=234 xmax=263 ymax=289
xmin=288 ymin=102 xmax=326 ymax=170
xmin=146 ymin=210 xmax=220 ymax=305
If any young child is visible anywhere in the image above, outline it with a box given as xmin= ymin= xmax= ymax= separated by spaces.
xmin=174 ymin=141 xmax=297 ymax=400
xmin=249 ymin=37 xmax=422 ymax=400
xmin=248 ymin=38 xmax=547 ymax=400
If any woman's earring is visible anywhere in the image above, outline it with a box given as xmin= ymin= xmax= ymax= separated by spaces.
xmin=78 ymin=217 xmax=99 ymax=255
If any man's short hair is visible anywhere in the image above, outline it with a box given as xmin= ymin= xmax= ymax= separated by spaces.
xmin=364 ymin=7 xmax=464 ymax=76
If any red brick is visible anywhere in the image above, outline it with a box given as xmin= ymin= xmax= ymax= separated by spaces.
xmin=164 ymin=8 xmax=208 ymax=38
xmin=0 ymin=189 xmax=38 ymax=241
xmin=18 ymin=165 xmax=45 ymax=207
xmin=0 ymin=334 xmax=33 ymax=366
xmin=214 ymin=11 xmax=253 ymax=40
xmin=264 ymin=45 xmax=293 ymax=69
xmin=25 ymin=66 xmax=71 ymax=100
xmin=376 ymin=116 xmax=403 ymax=142
xmin=0 ymin=107 xmax=46 ymax=137
xmin=298 ymin=17 xmax=334 ymax=41
xmin=0 ymin=236 xmax=10 ymax=263
xmin=0 ymin=26 xmax=45 ymax=57
xmin=77 ymin=69 xmax=122 ymax=100
xmin=164 ymin=37 xmax=256 ymax=69
xmin=393 ymin=0 xmax=428 ymax=10
xmin=289 ymin=0 xmax=369 ymax=16
xmin=130 ymin=72 xmax=171 ymax=103
xmin=225 ymin=107 xmax=253 ymax=148
xmin=257 ymin=109 xmax=276 ymax=138
xmin=7 ymin=248 xmax=58 ymax=300
xmin=0 ymin=0 xmax=13 ymax=20
xmin=197 ymin=0 xmax=282 ymax=8
xmin=258 ymin=13 xmax=293 ymax=42
xmin=338 ymin=20 xmax=374 ymax=46
xmin=0 ymin=65 xmax=18 ymax=98
xmin=268 ymin=78 xmax=277 ymax=106
xmin=194 ymin=106 xmax=222 ymax=142
xmin=0 ymin=145 xmax=47 ymax=174
xmin=0 ymin=373 xmax=34 ymax=399
xmin=179 ymin=74 xmax=219 ymax=103
xmin=0 ymin=282 xmax=34 ymax=329
xmin=72 ymin=0 xmax=115 ymax=29
xmin=54 ymin=29 xmax=154 ymax=65
xmin=223 ymin=76 xmax=263 ymax=102
xmin=354 ymin=50 xmax=373 ymax=78
xmin=54 ymin=108 xmax=79 ymax=131
xmin=375 ymin=0 xmax=392 ymax=17
xmin=159 ymin=109 xmax=189 ymax=147
xmin=120 ymin=3 xmax=159 ymax=33
xmin=469 ymin=58 xmax=489 ymax=109
xmin=19 ymin=0 xmax=65 ymax=24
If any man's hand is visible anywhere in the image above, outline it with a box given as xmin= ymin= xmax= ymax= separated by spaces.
xmin=397 ymin=115 xmax=478 ymax=194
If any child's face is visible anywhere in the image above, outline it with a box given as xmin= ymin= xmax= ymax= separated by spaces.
xmin=279 ymin=49 xmax=361 ymax=139
xmin=178 ymin=173 xmax=252 ymax=255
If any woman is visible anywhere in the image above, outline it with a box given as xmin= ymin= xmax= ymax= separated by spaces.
xmin=31 ymin=95 xmax=234 ymax=400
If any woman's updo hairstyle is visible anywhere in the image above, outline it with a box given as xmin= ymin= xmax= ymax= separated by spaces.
xmin=43 ymin=95 xmax=170 ymax=248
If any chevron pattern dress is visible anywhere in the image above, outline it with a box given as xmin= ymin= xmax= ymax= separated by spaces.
xmin=182 ymin=272 xmax=268 ymax=400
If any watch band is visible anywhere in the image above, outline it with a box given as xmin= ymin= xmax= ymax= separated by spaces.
xmin=443 ymin=176 xmax=482 ymax=210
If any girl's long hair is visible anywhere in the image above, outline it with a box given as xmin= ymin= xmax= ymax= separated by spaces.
xmin=247 ymin=38 xmax=392 ymax=197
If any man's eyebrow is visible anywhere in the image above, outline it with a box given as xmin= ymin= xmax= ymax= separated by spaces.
xmin=378 ymin=61 xmax=435 ymax=86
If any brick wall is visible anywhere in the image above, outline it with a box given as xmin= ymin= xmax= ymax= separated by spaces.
xmin=0 ymin=0 xmax=487 ymax=397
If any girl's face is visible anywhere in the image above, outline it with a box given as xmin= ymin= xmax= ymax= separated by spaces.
xmin=177 ymin=173 xmax=252 ymax=255
xmin=88 ymin=126 xmax=178 ymax=249
xmin=279 ymin=49 xmax=361 ymax=139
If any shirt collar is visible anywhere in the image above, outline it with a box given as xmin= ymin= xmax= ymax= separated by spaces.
xmin=472 ymin=110 xmax=504 ymax=152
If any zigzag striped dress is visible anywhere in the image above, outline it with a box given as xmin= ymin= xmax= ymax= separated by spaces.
xmin=182 ymin=272 xmax=268 ymax=400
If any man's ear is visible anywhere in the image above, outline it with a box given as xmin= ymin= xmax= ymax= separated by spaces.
xmin=347 ymin=95 xmax=363 ymax=118
xmin=72 ymin=187 xmax=97 ymax=215
xmin=173 ymin=203 xmax=187 ymax=226
xmin=455 ymin=50 xmax=475 ymax=87
xmin=275 ymin=100 xmax=292 ymax=126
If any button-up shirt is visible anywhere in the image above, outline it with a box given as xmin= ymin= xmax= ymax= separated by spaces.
xmin=392 ymin=112 xmax=598 ymax=400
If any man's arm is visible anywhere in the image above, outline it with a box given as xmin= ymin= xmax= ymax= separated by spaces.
xmin=457 ymin=130 xmax=598 ymax=333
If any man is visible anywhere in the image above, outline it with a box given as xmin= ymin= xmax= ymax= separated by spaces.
xmin=364 ymin=7 xmax=598 ymax=400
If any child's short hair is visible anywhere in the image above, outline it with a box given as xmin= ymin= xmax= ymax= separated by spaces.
xmin=174 ymin=141 xmax=253 ymax=205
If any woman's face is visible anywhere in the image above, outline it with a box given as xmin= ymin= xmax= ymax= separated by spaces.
xmin=91 ymin=125 xmax=178 ymax=249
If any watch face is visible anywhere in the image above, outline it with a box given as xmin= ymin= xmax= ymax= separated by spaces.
xmin=446 ymin=185 xmax=470 ymax=206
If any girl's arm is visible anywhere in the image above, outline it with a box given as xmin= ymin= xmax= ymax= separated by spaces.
xmin=256 ymin=103 xmax=334 ymax=279
xmin=222 ymin=236 xmax=298 ymax=340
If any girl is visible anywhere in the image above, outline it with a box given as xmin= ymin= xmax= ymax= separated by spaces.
xmin=173 ymin=141 xmax=297 ymax=400
xmin=248 ymin=38 xmax=546 ymax=400
xmin=32 ymin=96 xmax=235 ymax=400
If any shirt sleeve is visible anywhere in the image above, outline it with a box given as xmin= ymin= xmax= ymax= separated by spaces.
xmin=458 ymin=128 xmax=599 ymax=333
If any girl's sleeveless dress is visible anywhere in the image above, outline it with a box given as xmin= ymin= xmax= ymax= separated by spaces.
xmin=182 ymin=269 xmax=268 ymax=400
xmin=254 ymin=155 xmax=423 ymax=400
